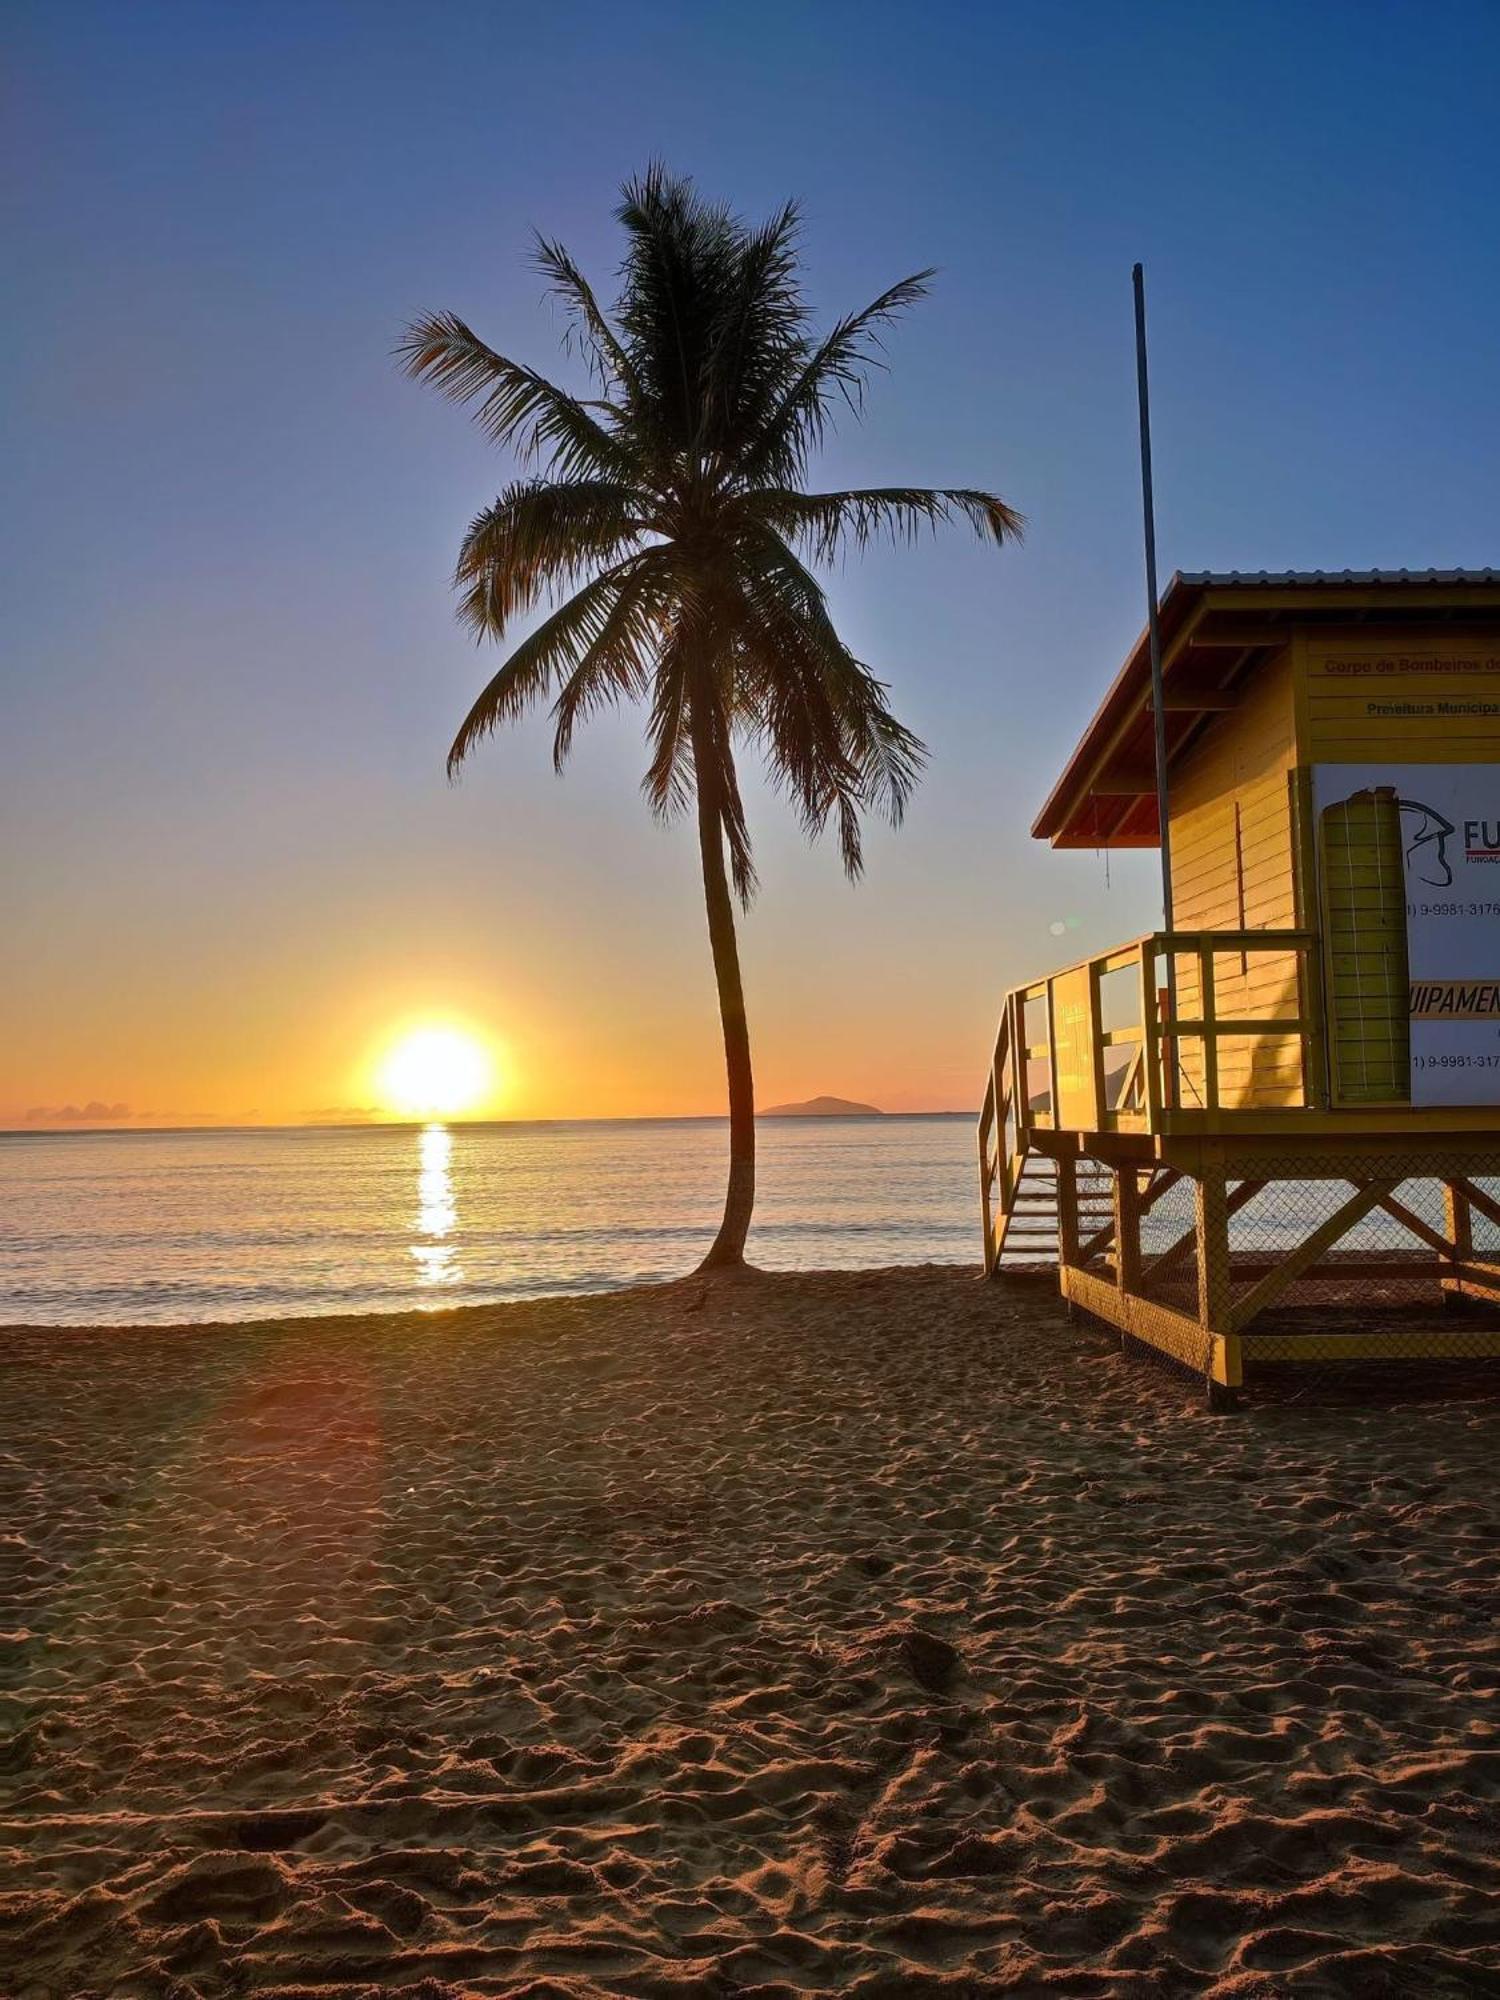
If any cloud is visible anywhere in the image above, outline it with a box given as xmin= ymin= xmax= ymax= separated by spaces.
xmin=24 ymin=1100 xmax=132 ymax=1124
xmin=307 ymin=1105 xmax=380 ymax=1121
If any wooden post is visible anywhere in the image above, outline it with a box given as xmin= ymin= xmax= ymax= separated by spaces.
xmin=1156 ymin=937 xmax=1179 ymax=1115
xmin=1008 ymin=991 xmax=1026 ymax=1151
xmin=1195 ymin=1155 xmax=1241 ymax=1401
xmin=1300 ymin=933 xmax=1329 ymax=1113
xmin=1139 ymin=939 xmax=1163 ymax=1131
xmin=992 ymin=1012 xmax=1012 ymax=1220
xmin=1044 ymin=979 xmax=1060 ymax=1130
xmin=1109 ymin=1162 xmax=1142 ymax=1354
xmin=1196 ymin=1165 xmax=1230 ymax=1332
xmin=1443 ymin=1181 xmax=1474 ymax=1309
xmin=978 ymin=1081 xmax=995 ymax=1277
xmin=1057 ymin=1153 xmax=1081 ymax=1272
xmin=1198 ymin=940 xmax=1219 ymax=1112
xmin=1289 ymin=767 xmax=1331 ymax=1112
xmin=1087 ymin=958 xmax=1107 ymax=1127
xmin=1114 ymin=1165 xmax=1142 ymax=1294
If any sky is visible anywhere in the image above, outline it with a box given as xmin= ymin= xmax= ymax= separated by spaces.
xmin=5 ymin=0 xmax=1499 ymax=1125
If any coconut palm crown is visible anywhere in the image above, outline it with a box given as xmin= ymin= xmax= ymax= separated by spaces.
xmin=400 ymin=167 xmax=1020 ymax=1269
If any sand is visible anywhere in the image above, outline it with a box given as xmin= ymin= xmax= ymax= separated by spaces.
xmin=2 ymin=1266 xmax=1498 ymax=1998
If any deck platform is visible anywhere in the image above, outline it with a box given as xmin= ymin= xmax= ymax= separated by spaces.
xmin=978 ymin=928 xmax=1500 ymax=1404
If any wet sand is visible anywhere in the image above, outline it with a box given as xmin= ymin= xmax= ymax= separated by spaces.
xmin=2 ymin=1266 xmax=1498 ymax=1996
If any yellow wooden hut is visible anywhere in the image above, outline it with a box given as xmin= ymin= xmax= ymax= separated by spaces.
xmin=977 ymin=569 xmax=1500 ymax=1404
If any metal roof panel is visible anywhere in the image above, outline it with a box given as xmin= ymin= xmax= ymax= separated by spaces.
xmin=1174 ymin=568 xmax=1500 ymax=587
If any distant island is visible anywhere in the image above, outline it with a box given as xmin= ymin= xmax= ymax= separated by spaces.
xmin=762 ymin=1095 xmax=884 ymax=1117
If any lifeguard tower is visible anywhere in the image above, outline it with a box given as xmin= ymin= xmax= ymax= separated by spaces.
xmin=977 ymin=570 xmax=1500 ymax=1404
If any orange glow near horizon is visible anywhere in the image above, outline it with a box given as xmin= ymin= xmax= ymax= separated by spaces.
xmin=4 ymin=916 xmax=1015 ymax=1128
xmin=371 ymin=1024 xmax=497 ymax=1120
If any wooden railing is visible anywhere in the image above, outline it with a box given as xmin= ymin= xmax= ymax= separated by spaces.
xmin=978 ymin=929 xmax=1323 ymax=1271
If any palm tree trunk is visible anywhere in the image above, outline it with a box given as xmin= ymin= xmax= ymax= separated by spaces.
xmin=693 ymin=758 xmax=755 ymax=1270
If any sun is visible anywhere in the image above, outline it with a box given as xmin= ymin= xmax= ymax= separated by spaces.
xmin=375 ymin=1025 xmax=493 ymax=1119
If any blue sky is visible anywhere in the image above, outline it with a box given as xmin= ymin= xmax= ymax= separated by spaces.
xmin=4 ymin=0 xmax=1498 ymax=1118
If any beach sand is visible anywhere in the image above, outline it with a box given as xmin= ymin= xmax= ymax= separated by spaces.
xmin=3 ymin=1265 xmax=1498 ymax=1996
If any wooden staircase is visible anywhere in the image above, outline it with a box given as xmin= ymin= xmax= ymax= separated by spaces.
xmin=977 ymin=993 xmax=1117 ymax=1275
xmin=993 ymin=1155 xmax=1116 ymax=1272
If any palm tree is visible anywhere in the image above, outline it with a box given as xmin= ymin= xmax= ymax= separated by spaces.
xmin=400 ymin=168 xmax=1019 ymax=1271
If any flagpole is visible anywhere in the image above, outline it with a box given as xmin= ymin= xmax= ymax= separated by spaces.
xmin=1133 ymin=263 xmax=1176 ymax=1110
xmin=1132 ymin=262 xmax=1174 ymax=931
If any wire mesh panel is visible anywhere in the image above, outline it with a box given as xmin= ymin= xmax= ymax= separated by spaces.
xmin=1471 ymin=1183 xmax=1500 ymax=1258
xmin=1137 ymin=1170 xmax=1198 ymax=1311
xmin=1074 ymin=1155 xmax=1119 ymax=1273
xmin=1232 ymin=1161 xmax=1500 ymax=1383
xmin=1060 ymin=1150 xmax=1500 ymax=1402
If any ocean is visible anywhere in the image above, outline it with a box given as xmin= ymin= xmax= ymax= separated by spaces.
xmin=0 ymin=1115 xmax=978 ymax=1326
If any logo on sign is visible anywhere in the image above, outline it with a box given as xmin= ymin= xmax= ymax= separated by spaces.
xmin=1398 ymin=798 xmax=1456 ymax=887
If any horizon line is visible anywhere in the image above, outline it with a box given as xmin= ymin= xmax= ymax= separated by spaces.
xmin=1 ymin=1109 xmax=978 ymax=1138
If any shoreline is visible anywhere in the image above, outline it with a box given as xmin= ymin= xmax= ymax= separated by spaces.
xmin=0 ymin=1257 xmax=983 ymax=1337
xmin=5 ymin=1265 xmax=1499 ymax=1994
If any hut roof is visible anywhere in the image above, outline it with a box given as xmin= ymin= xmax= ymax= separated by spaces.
xmin=1033 ymin=570 xmax=1500 ymax=849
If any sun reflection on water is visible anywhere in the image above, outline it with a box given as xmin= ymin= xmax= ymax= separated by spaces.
xmin=411 ymin=1123 xmax=461 ymax=1288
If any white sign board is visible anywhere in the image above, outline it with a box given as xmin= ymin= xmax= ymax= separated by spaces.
xmin=1313 ymin=765 xmax=1500 ymax=1105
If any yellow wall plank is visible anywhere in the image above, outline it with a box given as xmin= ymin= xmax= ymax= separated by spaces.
xmin=1165 ymin=648 xmax=1301 ymax=1106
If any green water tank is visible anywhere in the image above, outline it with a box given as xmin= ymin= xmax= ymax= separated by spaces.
xmin=1319 ymin=786 xmax=1409 ymax=1105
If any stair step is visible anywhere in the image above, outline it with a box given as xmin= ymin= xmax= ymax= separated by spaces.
xmin=990 ymin=1145 xmax=1122 ymax=1275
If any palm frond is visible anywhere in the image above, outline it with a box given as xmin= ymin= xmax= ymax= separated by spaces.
xmin=447 ymin=556 xmax=649 ymax=775
xmin=701 ymin=200 xmax=805 ymax=456
xmin=641 ymin=623 xmax=696 ymax=823
xmin=730 ymin=541 xmax=866 ymax=853
xmin=730 ymin=526 xmax=927 ymax=874
xmin=533 ymin=234 xmax=642 ymax=405
xmin=752 ymin=485 xmax=1024 ymax=564
xmin=740 ymin=272 xmax=934 ymax=486
xmin=686 ymin=676 xmax=758 ymax=904
xmin=549 ymin=564 xmax=665 ymax=768
xmin=615 ymin=165 xmax=738 ymax=455
xmin=455 ymin=479 xmax=646 ymax=638
xmin=397 ymin=312 xmax=633 ymax=483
